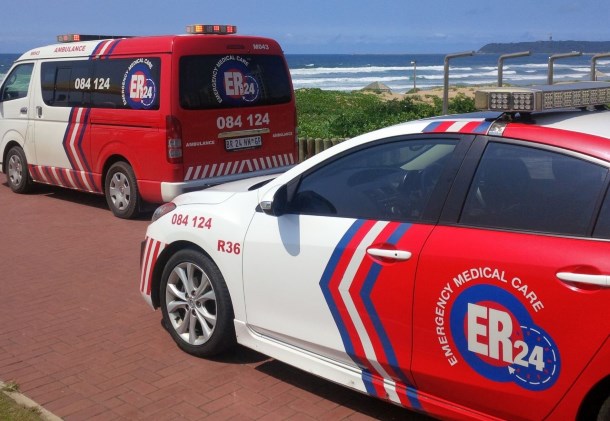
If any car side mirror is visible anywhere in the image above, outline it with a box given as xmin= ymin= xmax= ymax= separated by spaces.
xmin=260 ymin=184 xmax=288 ymax=216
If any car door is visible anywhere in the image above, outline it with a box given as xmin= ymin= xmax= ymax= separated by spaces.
xmin=242 ymin=134 xmax=469 ymax=402
xmin=0 ymin=62 xmax=35 ymax=161
xmin=411 ymin=137 xmax=610 ymax=420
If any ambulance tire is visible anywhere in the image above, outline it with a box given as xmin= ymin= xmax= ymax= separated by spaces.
xmin=160 ymin=248 xmax=236 ymax=358
xmin=6 ymin=146 xmax=33 ymax=194
xmin=104 ymin=161 xmax=140 ymax=219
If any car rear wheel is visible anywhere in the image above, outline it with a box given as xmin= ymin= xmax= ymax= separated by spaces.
xmin=6 ymin=146 xmax=33 ymax=193
xmin=104 ymin=161 xmax=140 ymax=219
xmin=160 ymin=249 xmax=236 ymax=357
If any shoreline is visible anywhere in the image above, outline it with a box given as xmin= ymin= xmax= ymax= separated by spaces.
xmin=381 ymin=86 xmax=478 ymax=101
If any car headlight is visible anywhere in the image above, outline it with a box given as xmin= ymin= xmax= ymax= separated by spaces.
xmin=151 ymin=202 xmax=177 ymax=222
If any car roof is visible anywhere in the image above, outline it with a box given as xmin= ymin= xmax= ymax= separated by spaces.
xmin=527 ymin=109 xmax=610 ymax=139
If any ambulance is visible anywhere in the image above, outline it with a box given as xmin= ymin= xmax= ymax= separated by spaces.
xmin=0 ymin=25 xmax=296 ymax=218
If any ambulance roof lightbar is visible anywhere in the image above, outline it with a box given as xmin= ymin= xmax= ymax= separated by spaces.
xmin=475 ymin=81 xmax=610 ymax=113
xmin=57 ymin=34 xmax=132 ymax=43
xmin=186 ymin=24 xmax=237 ymax=35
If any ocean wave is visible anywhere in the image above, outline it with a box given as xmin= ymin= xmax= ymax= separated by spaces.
xmin=420 ymin=70 xmax=516 ymax=80
xmin=293 ymin=75 xmax=409 ymax=85
xmin=289 ymin=64 xmax=478 ymax=76
xmin=290 ymin=66 xmax=412 ymax=75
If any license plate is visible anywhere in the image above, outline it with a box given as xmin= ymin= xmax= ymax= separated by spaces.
xmin=225 ymin=136 xmax=262 ymax=151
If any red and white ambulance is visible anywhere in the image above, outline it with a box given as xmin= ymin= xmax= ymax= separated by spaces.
xmin=0 ymin=25 xmax=296 ymax=218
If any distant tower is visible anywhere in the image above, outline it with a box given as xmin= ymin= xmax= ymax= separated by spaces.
xmin=549 ymin=33 xmax=553 ymax=41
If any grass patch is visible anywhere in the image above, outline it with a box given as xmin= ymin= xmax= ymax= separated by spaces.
xmin=0 ymin=389 xmax=43 ymax=421
xmin=295 ymin=88 xmax=475 ymax=138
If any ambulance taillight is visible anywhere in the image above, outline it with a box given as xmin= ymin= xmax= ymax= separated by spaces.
xmin=185 ymin=24 xmax=237 ymax=35
xmin=166 ymin=116 xmax=183 ymax=164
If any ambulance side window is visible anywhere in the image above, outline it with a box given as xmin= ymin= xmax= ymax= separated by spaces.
xmin=41 ymin=58 xmax=161 ymax=110
xmin=0 ymin=63 xmax=33 ymax=102
xmin=91 ymin=58 xmax=160 ymax=110
xmin=288 ymin=138 xmax=456 ymax=222
xmin=460 ymin=142 xmax=608 ymax=236
xmin=41 ymin=61 xmax=91 ymax=106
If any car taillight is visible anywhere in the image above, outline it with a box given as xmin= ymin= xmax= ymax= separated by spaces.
xmin=166 ymin=115 xmax=183 ymax=164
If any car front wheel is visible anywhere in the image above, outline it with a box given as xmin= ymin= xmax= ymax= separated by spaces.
xmin=160 ymin=249 xmax=236 ymax=357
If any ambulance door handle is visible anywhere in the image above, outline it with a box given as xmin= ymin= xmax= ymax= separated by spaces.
xmin=20 ymin=107 xmax=28 ymax=115
xmin=36 ymin=106 xmax=42 ymax=118
xmin=367 ymin=248 xmax=412 ymax=261
xmin=556 ymin=272 xmax=610 ymax=287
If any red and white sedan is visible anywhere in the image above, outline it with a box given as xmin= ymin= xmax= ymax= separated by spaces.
xmin=140 ymin=82 xmax=610 ymax=421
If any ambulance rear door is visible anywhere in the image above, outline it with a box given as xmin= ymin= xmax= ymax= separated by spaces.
xmin=175 ymin=38 xmax=296 ymax=183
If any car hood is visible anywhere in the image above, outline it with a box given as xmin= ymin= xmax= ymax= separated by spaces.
xmin=172 ymin=174 xmax=278 ymax=206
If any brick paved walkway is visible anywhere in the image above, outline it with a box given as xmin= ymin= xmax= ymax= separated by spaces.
xmin=0 ymin=174 xmax=433 ymax=420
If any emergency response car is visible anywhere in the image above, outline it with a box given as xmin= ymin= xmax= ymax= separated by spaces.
xmin=0 ymin=25 xmax=296 ymax=218
xmin=140 ymin=81 xmax=610 ymax=420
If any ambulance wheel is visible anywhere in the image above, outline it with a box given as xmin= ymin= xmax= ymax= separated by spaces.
xmin=160 ymin=248 xmax=236 ymax=357
xmin=105 ymin=161 xmax=140 ymax=219
xmin=6 ymin=146 xmax=33 ymax=193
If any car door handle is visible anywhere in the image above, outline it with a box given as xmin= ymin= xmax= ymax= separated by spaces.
xmin=20 ymin=107 xmax=27 ymax=114
xmin=556 ymin=272 xmax=610 ymax=287
xmin=367 ymin=248 xmax=412 ymax=261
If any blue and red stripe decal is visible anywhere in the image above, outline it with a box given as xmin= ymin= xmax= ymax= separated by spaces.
xmin=319 ymin=219 xmax=422 ymax=411
xmin=423 ymin=119 xmax=491 ymax=134
xmin=90 ymin=39 xmax=123 ymax=59
xmin=60 ymin=107 xmax=99 ymax=192
xmin=28 ymin=164 xmax=101 ymax=193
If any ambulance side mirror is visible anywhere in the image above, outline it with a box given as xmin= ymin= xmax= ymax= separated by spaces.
xmin=260 ymin=184 xmax=288 ymax=217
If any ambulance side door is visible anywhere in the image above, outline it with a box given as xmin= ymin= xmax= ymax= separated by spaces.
xmin=33 ymin=59 xmax=91 ymax=172
xmin=411 ymin=136 xmax=610 ymax=420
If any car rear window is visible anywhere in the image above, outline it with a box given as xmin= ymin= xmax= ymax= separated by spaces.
xmin=460 ymin=142 xmax=608 ymax=236
xmin=179 ymin=54 xmax=292 ymax=110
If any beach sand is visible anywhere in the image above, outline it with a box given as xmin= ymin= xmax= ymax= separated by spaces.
xmin=377 ymin=86 xmax=478 ymax=103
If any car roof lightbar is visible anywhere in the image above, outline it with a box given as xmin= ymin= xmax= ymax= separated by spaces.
xmin=185 ymin=24 xmax=237 ymax=35
xmin=57 ymin=34 xmax=132 ymax=43
xmin=475 ymin=81 xmax=610 ymax=113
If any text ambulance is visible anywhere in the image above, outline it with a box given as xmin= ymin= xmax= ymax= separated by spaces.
xmin=0 ymin=25 xmax=296 ymax=218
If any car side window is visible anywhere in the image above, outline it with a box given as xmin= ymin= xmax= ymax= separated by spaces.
xmin=288 ymin=138 xmax=457 ymax=221
xmin=460 ymin=142 xmax=608 ymax=236
xmin=0 ymin=63 xmax=34 ymax=102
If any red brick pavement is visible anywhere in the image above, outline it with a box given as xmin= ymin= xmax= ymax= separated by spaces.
xmin=0 ymin=174 xmax=434 ymax=420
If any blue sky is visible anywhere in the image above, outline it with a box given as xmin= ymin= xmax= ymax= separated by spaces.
xmin=1 ymin=0 xmax=609 ymax=54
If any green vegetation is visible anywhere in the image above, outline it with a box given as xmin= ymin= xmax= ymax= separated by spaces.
xmin=295 ymin=88 xmax=475 ymax=139
xmin=0 ymin=383 xmax=43 ymax=421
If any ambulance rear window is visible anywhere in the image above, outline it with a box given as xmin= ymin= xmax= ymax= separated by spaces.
xmin=179 ymin=54 xmax=291 ymax=110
